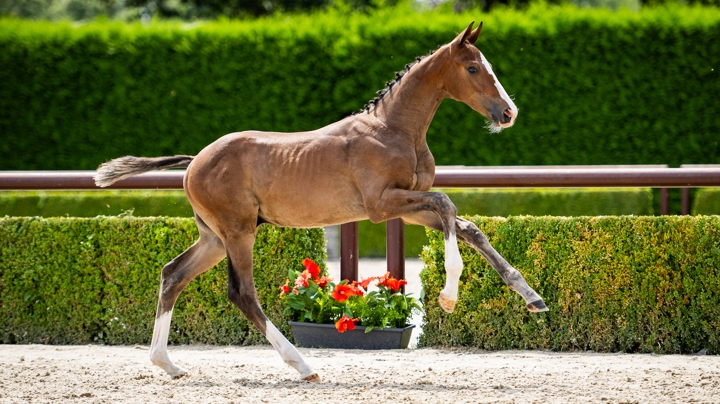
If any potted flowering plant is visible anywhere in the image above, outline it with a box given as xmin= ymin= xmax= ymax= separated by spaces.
xmin=279 ymin=258 xmax=422 ymax=349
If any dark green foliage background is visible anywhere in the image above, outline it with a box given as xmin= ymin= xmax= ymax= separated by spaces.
xmin=1 ymin=6 xmax=719 ymax=170
xmin=420 ymin=215 xmax=720 ymax=353
xmin=0 ymin=217 xmax=326 ymax=344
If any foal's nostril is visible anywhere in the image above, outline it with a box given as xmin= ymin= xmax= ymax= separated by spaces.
xmin=502 ymin=108 xmax=514 ymax=123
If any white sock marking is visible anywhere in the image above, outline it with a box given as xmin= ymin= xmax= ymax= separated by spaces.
xmin=149 ymin=310 xmax=186 ymax=377
xmin=265 ymin=320 xmax=315 ymax=378
xmin=442 ymin=233 xmax=464 ymax=301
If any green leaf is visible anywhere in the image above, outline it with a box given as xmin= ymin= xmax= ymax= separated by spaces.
xmin=287 ymin=294 xmax=306 ymax=311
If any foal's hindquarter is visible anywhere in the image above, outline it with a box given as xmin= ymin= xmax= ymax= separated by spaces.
xmin=102 ymin=22 xmax=548 ymax=382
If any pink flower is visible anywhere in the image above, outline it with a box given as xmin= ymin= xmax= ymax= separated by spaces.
xmin=295 ymin=270 xmax=311 ymax=289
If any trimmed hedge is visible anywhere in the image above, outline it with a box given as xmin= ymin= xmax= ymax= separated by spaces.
xmin=0 ymin=217 xmax=326 ymax=345
xmin=360 ymin=187 xmax=653 ymax=257
xmin=1 ymin=5 xmax=719 ymax=171
xmin=692 ymin=188 xmax=720 ymax=215
xmin=419 ymin=215 xmax=720 ymax=354
xmin=1 ymin=188 xmax=654 ymax=258
xmin=0 ymin=190 xmax=192 ymax=217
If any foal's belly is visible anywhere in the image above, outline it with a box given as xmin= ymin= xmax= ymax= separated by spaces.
xmin=256 ymin=181 xmax=369 ymax=228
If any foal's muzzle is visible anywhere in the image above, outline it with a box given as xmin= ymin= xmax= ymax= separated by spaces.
xmin=491 ymin=108 xmax=517 ymax=128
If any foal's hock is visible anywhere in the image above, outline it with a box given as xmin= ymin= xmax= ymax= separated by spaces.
xmin=95 ymin=22 xmax=547 ymax=382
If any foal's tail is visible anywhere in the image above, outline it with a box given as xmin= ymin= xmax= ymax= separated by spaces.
xmin=94 ymin=155 xmax=194 ymax=188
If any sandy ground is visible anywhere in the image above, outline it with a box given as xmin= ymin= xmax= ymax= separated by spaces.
xmin=3 ymin=259 xmax=719 ymax=403
xmin=1 ymin=344 xmax=719 ymax=403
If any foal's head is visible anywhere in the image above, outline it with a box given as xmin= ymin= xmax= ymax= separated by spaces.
xmin=442 ymin=22 xmax=518 ymax=133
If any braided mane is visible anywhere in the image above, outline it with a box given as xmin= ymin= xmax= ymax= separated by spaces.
xmin=358 ymin=48 xmax=439 ymax=114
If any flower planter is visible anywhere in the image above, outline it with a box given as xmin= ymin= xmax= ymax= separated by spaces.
xmin=289 ymin=321 xmax=415 ymax=350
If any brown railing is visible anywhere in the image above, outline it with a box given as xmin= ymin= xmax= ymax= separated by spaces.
xmin=2 ymin=166 xmax=720 ymax=282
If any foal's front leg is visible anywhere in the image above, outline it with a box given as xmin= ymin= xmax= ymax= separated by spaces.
xmin=402 ymin=212 xmax=548 ymax=313
xmin=455 ymin=217 xmax=547 ymax=312
xmin=365 ymin=189 xmax=464 ymax=312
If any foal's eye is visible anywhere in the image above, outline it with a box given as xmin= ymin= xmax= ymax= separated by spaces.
xmin=467 ymin=66 xmax=479 ymax=74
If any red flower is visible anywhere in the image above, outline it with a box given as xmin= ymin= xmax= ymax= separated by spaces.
xmin=331 ymin=283 xmax=361 ymax=303
xmin=386 ymin=278 xmax=407 ymax=292
xmin=279 ymin=279 xmax=291 ymax=296
xmin=295 ymin=270 xmax=311 ymax=289
xmin=376 ymin=272 xmax=408 ymax=292
xmin=357 ymin=276 xmax=375 ymax=291
xmin=316 ymin=276 xmax=332 ymax=289
xmin=349 ymin=281 xmax=365 ymax=297
xmin=375 ymin=272 xmax=391 ymax=287
xmin=335 ymin=315 xmax=358 ymax=333
xmin=302 ymin=258 xmax=321 ymax=281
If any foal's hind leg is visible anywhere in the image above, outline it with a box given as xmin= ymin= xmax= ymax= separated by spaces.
xmin=403 ymin=212 xmax=547 ymax=313
xmin=149 ymin=217 xmax=226 ymax=378
xmin=224 ymin=230 xmax=319 ymax=382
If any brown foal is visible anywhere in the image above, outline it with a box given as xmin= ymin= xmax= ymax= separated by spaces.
xmin=95 ymin=22 xmax=547 ymax=382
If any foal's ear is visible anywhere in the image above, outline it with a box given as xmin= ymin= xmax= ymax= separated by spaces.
xmin=452 ymin=21 xmax=476 ymax=48
xmin=467 ymin=21 xmax=483 ymax=45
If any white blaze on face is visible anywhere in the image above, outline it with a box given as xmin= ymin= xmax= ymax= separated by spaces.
xmin=480 ymin=52 xmax=518 ymax=118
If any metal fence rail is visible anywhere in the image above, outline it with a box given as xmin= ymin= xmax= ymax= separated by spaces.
xmin=2 ymin=166 xmax=720 ymax=282
xmin=3 ymin=166 xmax=720 ymax=189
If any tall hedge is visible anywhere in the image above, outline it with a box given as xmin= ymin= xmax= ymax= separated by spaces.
xmin=0 ymin=190 xmax=193 ymax=217
xmin=692 ymin=188 xmax=720 ymax=215
xmin=0 ymin=217 xmax=327 ymax=345
xmin=1 ymin=5 xmax=719 ymax=170
xmin=420 ymin=215 xmax=720 ymax=354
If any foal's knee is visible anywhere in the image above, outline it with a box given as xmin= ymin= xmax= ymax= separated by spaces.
xmin=160 ymin=258 xmax=178 ymax=280
xmin=432 ymin=193 xmax=457 ymax=217
xmin=458 ymin=220 xmax=488 ymax=245
xmin=159 ymin=261 xmax=185 ymax=298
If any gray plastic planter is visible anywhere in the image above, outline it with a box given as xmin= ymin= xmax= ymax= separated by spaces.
xmin=289 ymin=321 xmax=415 ymax=349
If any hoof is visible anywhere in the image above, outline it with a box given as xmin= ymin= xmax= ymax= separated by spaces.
xmin=526 ymin=299 xmax=549 ymax=313
xmin=170 ymin=371 xmax=188 ymax=380
xmin=170 ymin=367 xmax=189 ymax=380
xmin=438 ymin=292 xmax=456 ymax=313
xmin=303 ymin=373 xmax=321 ymax=383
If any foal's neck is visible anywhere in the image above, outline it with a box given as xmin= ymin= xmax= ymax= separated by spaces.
xmin=369 ymin=48 xmax=450 ymax=143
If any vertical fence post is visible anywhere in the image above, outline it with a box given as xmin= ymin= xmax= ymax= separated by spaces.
xmin=681 ymin=188 xmax=691 ymax=215
xmin=340 ymin=222 xmax=358 ymax=282
xmin=386 ymin=218 xmax=405 ymax=292
xmin=660 ymin=188 xmax=669 ymax=215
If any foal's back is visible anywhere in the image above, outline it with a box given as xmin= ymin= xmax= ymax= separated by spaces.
xmin=183 ymin=113 xmax=420 ymax=229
